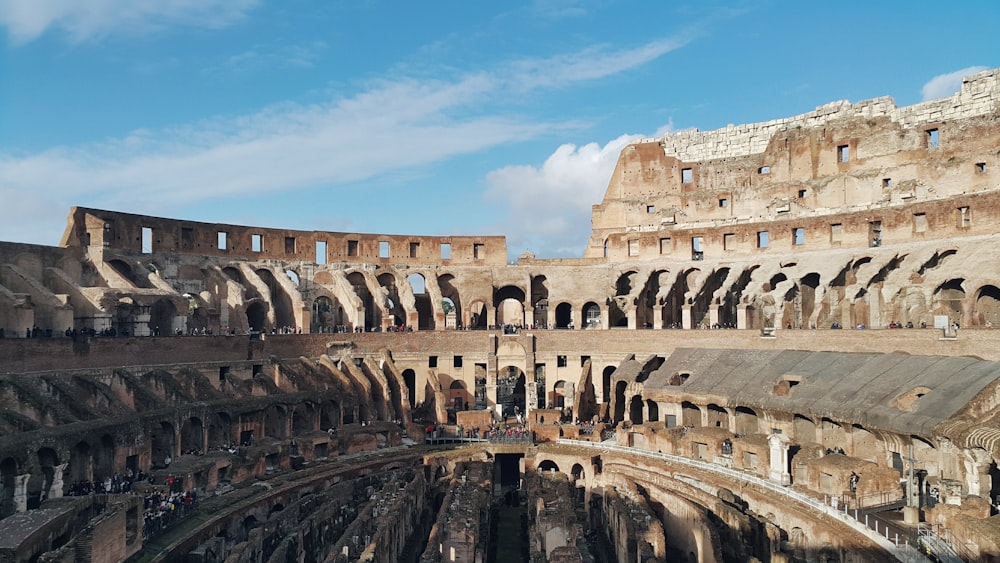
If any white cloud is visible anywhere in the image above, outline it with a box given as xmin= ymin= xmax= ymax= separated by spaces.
xmin=921 ymin=66 xmax=988 ymax=101
xmin=0 ymin=0 xmax=259 ymax=44
xmin=484 ymin=132 xmax=646 ymax=257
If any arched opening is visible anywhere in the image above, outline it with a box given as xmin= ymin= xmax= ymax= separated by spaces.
xmin=149 ymin=298 xmax=177 ymax=337
xmin=69 ymin=441 xmax=92 ymax=485
xmin=582 ymin=302 xmax=601 ymax=329
xmin=402 ymin=369 xmax=416 ymax=408
xmin=933 ymin=278 xmax=966 ymax=321
xmin=553 ymin=380 xmax=567 ymax=409
xmin=0 ymin=458 xmax=16 ymax=518
xmin=207 ymin=412 xmax=231 ymax=449
xmin=36 ymin=448 xmax=59 ymax=501
xmin=628 ymin=395 xmax=644 ymax=423
xmin=793 ymin=414 xmax=817 ymax=444
xmin=292 ymin=403 xmax=315 ymax=435
xmin=681 ymin=401 xmax=701 ymax=427
xmin=497 ymin=366 xmax=526 ymax=418
xmin=405 ymin=273 xmax=434 ymax=330
xmin=494 ymin=286 xmax=526 ymax=327
xmin=241 ymin=515 xmax=259 ymax=542
xmin=555 ymin=302 xmax=573 ymax=329
xmin=180 ymin=417 xmax=203 ymax=454
xmin=691 ymin=268 xmax=730 ymax=328
xmin=662 ymin=270 xmax=695 ymax=329
xmin=975 ymin=285 xmax=1000 ymax=327
xmin=108 ymin=259 xmax=137 ymax=285
xmin=636 ymin=270 xmax=667 ymax=329
xmin=734 ymin=406 xmax=758 ymax=435
xmin=320 ymin=401 xmax=341 ymax=430
xmin=467 ymin=300 xmax=488 ymax=329
xmin=571 ymin=463 xmax=585 ymax=483
xmin=800 ymin=273 xmax=821 ymax=326
xmin=264 ymin=405 xmax=287 ymax=439
xmin=311 ymin=295 xmax=344 ymax=333
xmin=245 ymin=301 xmax=268 ymax=333
xmin=150 ymin=422 xmax=175 ymax=468
xmin=376 ymin=272 xmax=406 ymax=328
xmin=449 ymin=380 xmax=469 ymax=413
xmin=285 ymin=270 xmax=300 ymax=286
xmin=438 ymin=274 xmax=462 ymax=329
xmin=646 ymin=399 xmax=659 ymax=422
xmin=537 ymin=460 xmax=560 ymax=474
xmin=94 ymin=434 xmax=115 ymax=481
xmin=707 ymin=404 xmax=728 ymax=428
xmin=613 ymin=381 xmax=628 ymax=422
xmin=347 ymin=272 xmax=379 ymax=331
xmin=609 ymin=272 xmax=636 ymax=327
xmin=531 ymin=276 xmax=549 ymax=329
xmin=256 ymin=269 xmax=295 ymax=329
xmin=602 ymin=366 xmax=615 ymax=404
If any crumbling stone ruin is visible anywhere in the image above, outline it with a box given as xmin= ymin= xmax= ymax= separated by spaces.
xmin=2 ymin=67 xmax=1000 ymax=561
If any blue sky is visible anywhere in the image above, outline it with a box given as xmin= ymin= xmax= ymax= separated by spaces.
xmin=0 ymin=1 xmax=997 ymax=258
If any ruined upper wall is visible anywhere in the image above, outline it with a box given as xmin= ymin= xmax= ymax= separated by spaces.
xmin=59 ymin=207 xmax=508 ymax=266
xmin=647 ymin=68 xmax=999 ymax=163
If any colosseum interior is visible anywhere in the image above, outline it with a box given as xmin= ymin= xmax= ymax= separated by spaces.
xmin=1 ymin=67 xmax=1000 ymax=563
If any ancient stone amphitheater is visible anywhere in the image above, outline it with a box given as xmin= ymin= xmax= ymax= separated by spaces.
xmin=2 ymin=68 xmax=1000 ymax=563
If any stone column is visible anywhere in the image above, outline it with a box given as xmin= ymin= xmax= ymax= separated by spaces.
xmin=652 ymin=305 xmax=663 ymax=329
xmin=736 ymin=305 xmax=748 ymax=330
xmin=708 ymin=304 xmax=720 ymax=328
xmin=768 ymin=432 xmax=792 ymax=485
xmin=546 ymin=307 xmax=556 ymax=330
xmin=681 ymin=305 xmax=692 ymax=330
xmin=524 ymin=307 xmax=534 ymax=329
xmin=14 ymin=474 xmax=30 ymax=512
xmin=487 ymin=307 xmax=497 ymax=329
xmin=50 ymin=463 xmax=67 ymax=499
xmin=626 ymin=308 xmax=636 ymax=330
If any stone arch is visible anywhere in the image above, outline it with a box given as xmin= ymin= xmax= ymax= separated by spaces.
xmin=375 ymin=272 xmax=406 ymax=328
xmin=602 ymin=366 xmax=615 ymax=404
xmin=646 ymin=399 xmax=659 ymax=422
xmin=245 ymin=301 xmax=268 ymax=333
xmin=799 ymin=272 xmax=821 ymax=326
xmin=537 ymin=459 xmax=560 ymax=473
xmin=347 ymin=272 xmax=380 ymax=331
xmin=637 ymin=269 xmax=667 ymax=329
xmin=609 ymin=271 xmax=637 ymax=327
xmin=181 ymin=417 xmax=204 ymax=453
xmin=497 ymin=366 xmax=526 ymax=417
xmin=662 ymin=268 xmax=697 ymax=328
xmin=613 ymin=381 xmax=628 ymax=422
xmin=707 ymin=404 xmax=728 ymax=428
xmin=582 ymin=302 xmax=601 ymax=329
xmin=681 ymin=401 xmax=701 ymax=427
xmin=932 ymin=278 xmax=965 ymax=320
xmin=36 ymin=447 xmax=59 ymax=501
xmin=69 ymin=440 xmax=92 ymax=485
xmin=0 ymin=457 xmax=16 ymax=518
xmin=571 ymin=463 xmax=585 ymax=483
xmin=974 ymin=284 xmax=1000 ymax=327
xmin=734 ymin=406 xmax=758 ymax=435
xmin=94 ymin=434 xmax=115 ymax=481
xmin=495 ymin=285 xmax=526 ymax=326
xmin=149 ymin=298 xmax=178 ymax=337
xmin=628 ymin=395 xmax=644 ymax=423
xmin=256 ymin=269 xmax=295 ymax=329
xmin=555 ymin=302 xmax=573 ymax=329
xmin=466 ymin=299 xmax=488 ymax=329
xmin=407 ymin=273 xmax=435 ymax=330
xmin=207 ymin=412 xmax=231 ymax=448
xmin=264 ymin=405 xmax=287 ymax=439
xmin=691 ymin=268 xmax=730 ymax=328
xmin=793 ymin=414 xmax=817 ymax=444
xmin=151 ymin=421 xmax=175 ymax=467
xmin=311 ymin=295 xmax=344 ymax=333
xmin=402 ymin=369 xmax=416 ymax=408
xmin=449 ymin=380 xmax=469 ymax=412
xmin=292 ymin=403 xmax=315 ymax=435
xmin=553 ymin=380 xmax=567 ymax=409
xmin=108 ymin=259 xmax=136 ymax=285
xmin=319 ymin=400 xmax=341 ymax=430
xmin=438 ymin=274 xmax=462 ymax=328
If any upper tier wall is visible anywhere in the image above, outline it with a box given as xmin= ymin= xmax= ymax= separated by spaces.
xmin=643 ymin=68 xmax=999 ymax=163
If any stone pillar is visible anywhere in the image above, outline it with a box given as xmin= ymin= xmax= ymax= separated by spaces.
xmin=547 ymin=307 xmax=556 ymax=330
xmin=681 ymin=305 xmax=693 ymax=330
xmin=487 ymin=307 xmax=497 ymax=329
xmin=600 ymin=308 xmax=609 ymax=330
xmin=14 ymin=474 xmax=30 ymax=512
xmin=382 ymin=314 xmax=394 ymax=332
xmin=736 ymin=305 xmax=748 ymax=330
xmin=768 ymin=432 xmax=792 ymax=485
xmin=964 ymin=448 xmax=993 ymax=498
xmin=50 ymin=463 xmax=67 ymax=499
xmin=708 ymin=304 xmax=720 ymax=328
xmin=524 ymin=307 xmax=534 ymax=329
xmin=134 ymin=311 xmax=151 ymax=336
xmin=652 ymin=305 xmax=663 ymax=329
xmin=626 ymin=308 xmax=636 ymax=330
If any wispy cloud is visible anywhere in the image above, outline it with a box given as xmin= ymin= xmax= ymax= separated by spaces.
xmin=0 ymin=37 xmax=687 ymax=246
xmin=921 ymin=66 xmax=988 ymax=101
xmin=210 ymin=40 xmax=329 ymax=74
xmin=0 ymin=0 xmax=259 ymax=44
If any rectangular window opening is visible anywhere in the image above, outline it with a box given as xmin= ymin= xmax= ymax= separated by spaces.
xmin=723 ymin=233 xmax=736 ymax=250
xmin=347 ymin=240 xmax=359 ymax=257
xmin=958 ymin=206 xmax=971 ymax=228
xmin=315 ymin=241 xmax=327 ymax=264
xmin=659 ymin=237 xmax=671 ymax=255
xmin=757 ymin=231 xmax=769 ymax=249
xmin=913 ymin=213 xmax=928 ymax=233
xmin=557 ymin=355 xmax=567 ymax=367
xmin=681 ymin=168 xmax=693 ymax=184
xmin=409 ymin=242 xmax=420 ymax=258
xmin=882 ymin=178 xmax=892 ymax=188
xmin=378 ymin=241 xmax=389 ymax=258
xmin=251 ymin=234 xmax=263 ymax=252
xmin=793 ymin=227 xmax=805 ymax=246
xmin=797 ymin=189 xmax=807 ymax=198
xmin=627 ymin=239 xmax=639 ymax=257
xmin=285 ymin=236 xmax=296 ymax=255
xmin=926 ymin=128 xmax=939 ymax=148
xmin=758 ymin=166 xmax=771 ymax=174
xmin=837 ymin=145 xmax=850 ymax=163
xmin=691 ymin=236 xmax=703 ymax=260
xmin=429 ymin=356 xmax=438 ymax=368
xmin=217 ymin=231 xmax=228 ymax=251
xmin=718 ymin=198 xmax=728 ymax=208
xmin=454 ymin=356 xmax=463 ymax=368
xmin=830 ymin=223 xmax=843 ymax=243
xmin=976 ymin=162 xmax=987 ymax=173
xmin=181 ymin=227 xmax=194 ymax=250
xmin=440 ymin=243 xmax=451 ymax=259
xmin=646 ymin=204 xmax=656 ymax=213
xmin=581 ymin=355 xmax=590 ymax=367
xmin=474 ymin=243 xmax=485 ymax=260
xmin=141 ymin=227 xmax=153 ymax=254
